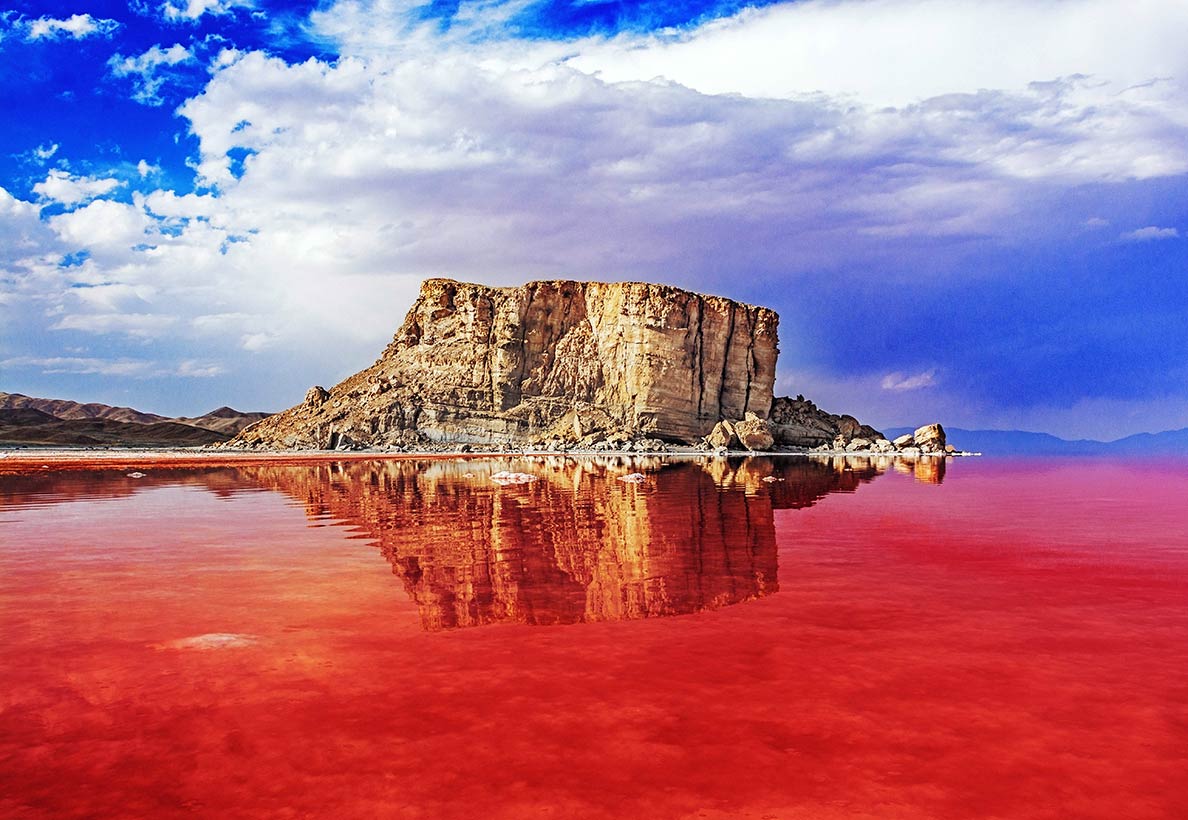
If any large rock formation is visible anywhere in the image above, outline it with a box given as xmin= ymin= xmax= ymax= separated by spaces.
xmin=231 ymin=278 xmax=779 ymax=450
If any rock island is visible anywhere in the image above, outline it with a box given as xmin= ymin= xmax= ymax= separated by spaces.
xmin=229 ymin=278 xmax=957 ymax=456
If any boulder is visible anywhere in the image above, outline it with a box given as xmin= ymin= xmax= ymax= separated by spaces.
xmin=707 ymin=420 xmax=739 ymax=449
xmin=913 ymin=423 xmax=947 ymax=453
xmin=892 ymin=433 xmax=915 ymax=449
xmin=734 ymin=414 xmax=775 ymax=451
xmin=304 ymin=386 xmax=330 ymax=407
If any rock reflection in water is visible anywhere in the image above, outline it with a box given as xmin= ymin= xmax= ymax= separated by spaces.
xmin=243 ymin=455 xmax=884 ymax=631
xmin=0 ymin=455 xmax=902 ymax=631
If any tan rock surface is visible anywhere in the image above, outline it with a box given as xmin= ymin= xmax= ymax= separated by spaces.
xmin=706 ymin=420 xmax=739 ymax=449
xmin=913 ymin=423 xmax=947 ymax=453
xmin=230 ymin=278 xmax=779 ymax=449
xmin=734 ymin=413 xmax=775 ymax=451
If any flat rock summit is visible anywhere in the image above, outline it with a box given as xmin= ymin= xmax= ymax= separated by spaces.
xmin=230 ymin=278 xmax=950 ymax=455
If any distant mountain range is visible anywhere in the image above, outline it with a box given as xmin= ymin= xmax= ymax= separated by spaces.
xmin=884 ymin=426 xmax=1188 ymax=456
xmin=0 ymin=393 xmax=270 ymax=447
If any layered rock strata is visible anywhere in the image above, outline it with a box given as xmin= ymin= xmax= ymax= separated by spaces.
xmin=230 ymin=278 xmax=779 ymax=450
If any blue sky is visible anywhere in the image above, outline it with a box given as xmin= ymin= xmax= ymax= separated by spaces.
xmin=1 ymin=0 xmax=1187 ymax=439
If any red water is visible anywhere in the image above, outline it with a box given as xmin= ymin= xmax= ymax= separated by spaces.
xmin=1 ymin=456 xmax=1186 ymax=819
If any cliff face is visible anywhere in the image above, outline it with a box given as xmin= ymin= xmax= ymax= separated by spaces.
xmin=232 ymin=278 xmax=779 ymax=449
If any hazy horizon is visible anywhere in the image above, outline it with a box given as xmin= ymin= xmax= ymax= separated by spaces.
xmin=2 ymin=1 xmax=1187 ymax=439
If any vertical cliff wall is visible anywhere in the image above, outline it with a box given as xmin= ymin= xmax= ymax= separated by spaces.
xmin=231 ymin=278 xmax=779 ymax=448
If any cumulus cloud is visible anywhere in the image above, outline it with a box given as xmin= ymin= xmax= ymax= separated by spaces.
xmin=0 ymin=185 xmax=56 ymax=262
xmin=49 ymin=200 xmax=150 ymax=254
xmin=1120 ymin=225 xmax=1180 ymax=241
xmin=108 ymin=43 xmax=194 ymax=105
xmin=32 ymin=170 xmax=124 ymax=207
xmin=159 ymin=0 xmax=254 ymax=22
xmin=881 ymin=369 xmax=938 ymax=392
xmin=24 ymin=13 xmax=118 ymax=41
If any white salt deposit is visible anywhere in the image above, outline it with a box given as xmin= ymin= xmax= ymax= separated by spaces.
xmin=490 ymin=471 xmax=538 ymax=485
xmin=160 ymin=633 xmax=259 ymax=650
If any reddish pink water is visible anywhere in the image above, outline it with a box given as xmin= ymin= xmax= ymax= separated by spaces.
xmin=1 ymin=456 xmax=1186 ymax=819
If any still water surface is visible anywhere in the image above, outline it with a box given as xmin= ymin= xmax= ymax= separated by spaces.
xmin=1 ymin=455 xmax=1186 ymax=819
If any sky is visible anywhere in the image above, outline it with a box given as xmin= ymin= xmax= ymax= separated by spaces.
xmin=1 ymin=0 xmax=1187 ymax=440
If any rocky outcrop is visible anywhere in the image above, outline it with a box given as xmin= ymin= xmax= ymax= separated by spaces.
xmin=911 ymin=423 xmax=947 ymax=452
xmin=768 ymin=395 xmax=884 ymax=449
xmin=230 ymin=278 xmax=779 ymax=450
xmin=888 ymin=423 xmax=949 ymax=455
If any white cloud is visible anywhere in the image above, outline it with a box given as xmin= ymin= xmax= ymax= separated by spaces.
xmin=34 ymin=143 xmax=59 ymax=161
xmin=32 ymin=170 xmax=123 ymax=207
xmin=0 ymin=186 xmax=56 ymax=264
xmin=0 ymin=355 xmax=224 ymax=378
xmin=239 ymin=332 xmax=275 ymax=351
xmin=564 ymin=0 xmax=1188 ymax=108
xmin=51 ymin=312 xmax=178 ymax=338
xmin=139 ymin=189 xmax=222 ymax=219
xmin=881 ymin=369 xmax=938 ymax=392
xmin=0 ymin=356 xmax=154 ymax=376
xmin=24 ymin=13 xmax=118 ymax=41
xmin=108 ymin=43 xmax=194 ymax=105
xmin=1120 ymin=225 xmax=1179 ymax=241
xmin=175 ymin=359 xmax=226 ymax=377
xmin=137 ymin=159 xmax=161 ymax=177
xmin=49 ymin=199 xmax=150 ymax=254
xmin=159 ymin=0 xmax=254 ymax=22
xmin=70 ymin=282 xmax=158 ymax=314
xmin=191 ymin=312 xmax=253 ymax=330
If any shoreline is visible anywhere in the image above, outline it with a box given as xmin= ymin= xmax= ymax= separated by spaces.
xmin=0 ymin=446 xmax=974 ymax=474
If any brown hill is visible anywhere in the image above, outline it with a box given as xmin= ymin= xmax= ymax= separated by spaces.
xmin=0 ymin=417 xmax=230 ymax=447
xmin=0 ymin=392 xmax=166 ymax=424
xmin=0 ymin=393 xmax=270 ymax=447
xmin=173 ymin=407 xmax=272 ymax=435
